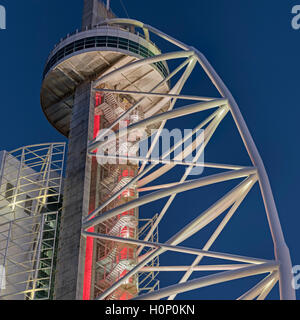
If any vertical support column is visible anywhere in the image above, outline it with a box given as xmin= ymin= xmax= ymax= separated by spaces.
xmin=0 ymin=151 xmax=6 ymax=186
xmin=54 ymin=82 xmax=94 ymax=300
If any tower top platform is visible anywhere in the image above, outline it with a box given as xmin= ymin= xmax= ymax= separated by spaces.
xmin=40 ymin=25 xmax=169 ymax=137
xmin=40 ymin=0 xmax=170 ymax=137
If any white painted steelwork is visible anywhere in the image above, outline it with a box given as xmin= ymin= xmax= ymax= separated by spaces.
xmin=82 ymin=18 xmax=295 ymax=300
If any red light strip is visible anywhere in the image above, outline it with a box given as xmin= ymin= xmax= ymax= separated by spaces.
xmin=82 ymin=94 xmax=102 ymax=300
xmin=82 ymin=226 xmax=94 ymax=300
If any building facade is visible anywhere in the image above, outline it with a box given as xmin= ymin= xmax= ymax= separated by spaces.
xmin=0 ymin=143 xmax=65 ymax=300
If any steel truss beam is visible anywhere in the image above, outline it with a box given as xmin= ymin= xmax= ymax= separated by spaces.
xmin=82 ymin=18 xmax=295 ymax=300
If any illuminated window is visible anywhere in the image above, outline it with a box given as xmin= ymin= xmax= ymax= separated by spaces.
xmin=5 ymin=183 xmax=13 ymax=203
xmin=24 ymin=195 xmax=33 ymax=215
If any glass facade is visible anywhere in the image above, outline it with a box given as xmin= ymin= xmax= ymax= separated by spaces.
xmin=0 ymin=143 xmax=65 ymax=300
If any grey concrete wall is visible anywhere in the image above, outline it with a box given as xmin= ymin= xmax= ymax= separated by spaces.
xmin=82 ymin=0 xmax=116 ymax=27
xmin=54 ymin=82 xmax=94 ymax=300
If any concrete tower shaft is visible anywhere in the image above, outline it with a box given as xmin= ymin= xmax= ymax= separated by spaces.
xmin=82 ymin=0 xmax=116 ymax=27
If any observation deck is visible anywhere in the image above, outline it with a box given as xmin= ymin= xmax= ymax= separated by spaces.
xmin=41 ymin=24 xmax=170 ymax=137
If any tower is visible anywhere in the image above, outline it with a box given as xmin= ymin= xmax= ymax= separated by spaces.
xmin=41 ymin=0 xmax=169 ymax=300
xmin=40 ymin=0 xmax=295 ymax=300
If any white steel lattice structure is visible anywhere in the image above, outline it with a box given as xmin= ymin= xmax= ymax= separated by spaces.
xmin=0 ymin=143 xmax=65 ymax=300
xmin=39 ymin=0 xmax=295 ymax=300
xmin=82 ymin=19 xmax=295 ymax=300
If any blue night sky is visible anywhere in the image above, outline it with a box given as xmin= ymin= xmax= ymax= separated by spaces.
xmin=0 ymin=0 xmax=299 ymax=300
